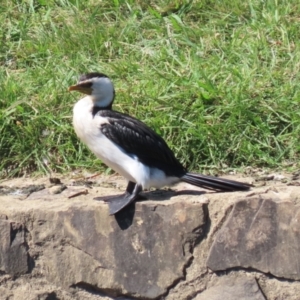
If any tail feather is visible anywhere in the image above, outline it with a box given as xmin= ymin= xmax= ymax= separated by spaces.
xmin=181 ymin=173 xmax=251 ymax=192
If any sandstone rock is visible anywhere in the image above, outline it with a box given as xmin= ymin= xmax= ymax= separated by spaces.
xmin=0 ymin=219 xmax=29 ymax=275
xmin=194 ymin=276 xmax=265 ymax=300
xmin=40 ymin=201 xmax=207 ymax=299
xmin=3 ymin=176 xmax=300 ymax=300
xmin=207 ymin=195 xmax=300 ymax=280
xmin=48 ymin=184 xmax=67 ymax=194
xmin=0 ymin=182 xmax=208 ymax=299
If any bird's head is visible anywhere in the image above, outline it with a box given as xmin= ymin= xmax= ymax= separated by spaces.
xmin=69 ymin=72 xmax=115 ymax=108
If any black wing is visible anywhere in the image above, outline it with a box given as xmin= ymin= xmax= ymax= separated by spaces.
xmin=97 ymin=110 xmax=186 ymax=177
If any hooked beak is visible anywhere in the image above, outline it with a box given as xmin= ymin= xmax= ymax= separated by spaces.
xmin=68 ymin=84 xmax=92 ymax=95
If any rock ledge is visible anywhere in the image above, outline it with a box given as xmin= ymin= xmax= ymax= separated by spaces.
xmin=1 ymin=176 xmax=300 ymax=300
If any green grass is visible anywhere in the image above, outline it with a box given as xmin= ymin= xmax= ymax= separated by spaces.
xmin=1 ymin=0 xmax=300 ymax=177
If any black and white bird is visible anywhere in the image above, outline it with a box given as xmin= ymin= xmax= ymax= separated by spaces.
xmin=69 ymin=72 xmax=251 ymax=215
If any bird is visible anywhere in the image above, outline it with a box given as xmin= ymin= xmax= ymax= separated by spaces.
xmin=69 ymin=72 xmax=251 ymax=215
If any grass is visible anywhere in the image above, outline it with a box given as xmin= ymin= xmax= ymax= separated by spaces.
xmin=1 ymin=0 xmax=300 ymax=178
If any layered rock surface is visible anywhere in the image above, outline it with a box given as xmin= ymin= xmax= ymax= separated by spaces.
xmin=1 ymin=175 xmax=300 ymax=299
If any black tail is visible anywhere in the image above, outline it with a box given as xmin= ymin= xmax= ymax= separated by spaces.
xmin=181 ymin=172 xmax=251 ymax=192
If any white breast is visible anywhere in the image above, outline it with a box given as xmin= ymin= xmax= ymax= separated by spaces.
xmin=73 ymin=97 xmax=179 ymax=189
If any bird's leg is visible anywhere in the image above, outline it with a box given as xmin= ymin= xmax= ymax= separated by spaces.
xmin=125 ymin=180 xmax=136 ymax=194
xmin=107 ymin=182 xmax=142 ymax=215
xmin=94 ymin=181 xmax=143 ymax=215
xmin=98 ymin=181 xmax=136 ymax=203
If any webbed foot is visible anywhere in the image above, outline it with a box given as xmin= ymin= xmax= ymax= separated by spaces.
xmin=94 ymin=181 xmax=143 ymax=215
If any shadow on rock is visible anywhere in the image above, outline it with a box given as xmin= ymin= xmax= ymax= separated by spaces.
xmin=114 ymin=202 xmax=136 ymax=230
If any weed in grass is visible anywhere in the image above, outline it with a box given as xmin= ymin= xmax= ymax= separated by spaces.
xmin=1 ymin=0 xmax=300 ymax=178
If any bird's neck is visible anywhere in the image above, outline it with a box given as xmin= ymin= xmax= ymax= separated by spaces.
xmin=91 ymin=80 xmax=115 ymax=109
xmin=91 ymin=103 xmax=111 ymax=116
xmin=88 ymin=94 xmax=112 ymax=109
xmin=73 ymin=96 xmax=94 ymax=119
xmin=73 ymin=96 xmax=112 ymax=119
xmin=91 ymin=95 xmax=113 ymax=117
xmin=73 ymin=96 xmax=112 ymax=144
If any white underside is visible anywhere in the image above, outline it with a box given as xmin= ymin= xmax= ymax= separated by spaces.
xmin=73 ymin=97 xmax=179 ymax=189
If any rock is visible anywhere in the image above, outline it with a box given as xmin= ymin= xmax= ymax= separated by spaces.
xmin=194 ymin=276 xmax=265 ymax=300
xmin=0 ymin=219 xmax=29 ymax=275
xmin=40 ymin=201 xmax=207 ymax=299
xmin=3 ymin=176 xmax=300 ymax=299
xmin=48 ymin=184 xmax=67 ymax=194
xmin=0 ymin=184 xmax=207 ymax=299
xmin=49 ymin=177 xmax=62 ymax=185
xmin=207 ymin=195 xmax=300 ymax=280
xmin=256 ymin=174 xmax=286 ymax=181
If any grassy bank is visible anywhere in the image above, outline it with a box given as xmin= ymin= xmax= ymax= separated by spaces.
xmin=1 ymin=0 xmax=300 ymax=177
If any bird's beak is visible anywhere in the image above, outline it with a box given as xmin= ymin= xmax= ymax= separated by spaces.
xmin=68 ymin=85 xmax=79 ymax=91
xmin=68 ymin=84 xmax=92 ymax=95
